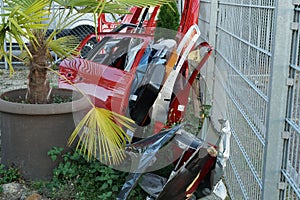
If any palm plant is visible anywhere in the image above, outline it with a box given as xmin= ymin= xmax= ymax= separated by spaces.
xmin=0 ymin=0 xmax=172 ymax=165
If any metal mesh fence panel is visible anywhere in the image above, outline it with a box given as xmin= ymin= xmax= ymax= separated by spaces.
xmin=198 ymin=0 xmax=298 ymax=199
xmin=199 ymin=0 xmax=211 ymax=42
xmin=211 ymin=1 xmax=276 ymax=199
xmin=283 ymin=4 xmax=300 ymax=200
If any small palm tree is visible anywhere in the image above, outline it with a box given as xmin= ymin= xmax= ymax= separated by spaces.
xmin=0 ymin=0 xmax=172 ymax=165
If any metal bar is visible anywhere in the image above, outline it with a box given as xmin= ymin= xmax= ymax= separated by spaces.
xmin=198 ymin=18 xmax=210 ymax=24
xmin=281 ymin=169 xmax=300 ymax=198
xmin=290 ymin=63 xmax=300 ymax=71
xmin=294 ymin=0 xmax=300 ymax=5
xmin=296 ymin=74 xmax=300 ymax=127
xmin=287 ymin=62 xmax=299 ymax=158
xmin=295 ymin=136 xmax=300 ymax=184
xmin=207 ymin=0 xmax=218 ymax=47
xmin=199 ymin=0 xmax=216 ymax=106
xmin=262 ymin=0 xmax=294 ymax=199
xmin=217 ymin=26 xmax=272 ymax=57
xmin=223 ymin=174 xmax=235 ymax=200
xmin=286 ymin=118 xmax=300 ymax=136
xmin=218 ymin=1 xmax=275 ymax=9
xmin=231 ymin=127 xmax=263 ymax=188
xmin=200 ymin=0 xmax=211 ymax=3
xmin=1 ymin=0 xmax=8 ymax=70
xmin=224 ymin=84 xmax=266 ymax=146
xmin=284 ymin=52 xmax=299 ymax=199
xmin=227 ymin=157 xmax=250 ymax=199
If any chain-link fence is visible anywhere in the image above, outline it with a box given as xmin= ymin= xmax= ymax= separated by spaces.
xmin=198 ymin=0 xmax=299 ymax=199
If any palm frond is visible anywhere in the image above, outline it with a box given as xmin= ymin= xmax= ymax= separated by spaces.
xmin=101 ymin=0 xmax=172 ymax=15
xmin=68 ymin=107 xmax=134 ymax=165
xmin=4 ymin=0 xmax=50 ymax=20
xmin=0 ymin=0 xmax=50 ymax=68
xmin=114 ymin=0 xmax=172 ymax=7
xmin=47 ymin=35 xmax=80 ymax=58
xmin=53 ymin=0 xmax=171 ymax=15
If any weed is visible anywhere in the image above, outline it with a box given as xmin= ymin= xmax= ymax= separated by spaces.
xmin=0 ymin=164 xmax=22 ymax=193
xmin=198 ymin=104 xmax=212 ymax=130
xmin=47 ymin=146 xmax=64 ymax=162
xmin=31 ymin=147 xmax=147 ymax=199
xmin=51 ymin=94 xmax=73 ymax=104
xmin=0 ymin=164 xmax=21 ymax=185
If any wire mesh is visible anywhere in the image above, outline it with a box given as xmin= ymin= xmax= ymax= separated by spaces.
xmin=199 ymin=0 xmax=211 ymax=42
xmin=283 ymin=5 xmax=300 ymax=199
xmin=210 ymin=0 xmax=275 ymax=199
xmin=213 ymin=51 xmax=266 ymax=199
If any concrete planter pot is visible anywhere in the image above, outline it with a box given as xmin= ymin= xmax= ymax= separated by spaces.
xmin=0 ymin=88 xmax=90 ymax=180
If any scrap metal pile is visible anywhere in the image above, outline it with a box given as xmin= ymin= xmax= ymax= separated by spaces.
xmin=58 ymin=0 xmax=231 ymax=199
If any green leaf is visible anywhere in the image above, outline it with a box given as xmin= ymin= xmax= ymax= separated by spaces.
xmin=100 ymin=183 xmax=108 ymax=190
xmin=112 ymin=185 xmax=119 ymax=192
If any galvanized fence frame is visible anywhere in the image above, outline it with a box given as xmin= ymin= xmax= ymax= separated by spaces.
xmin=198 ymin=0 xmax=299 ymax=199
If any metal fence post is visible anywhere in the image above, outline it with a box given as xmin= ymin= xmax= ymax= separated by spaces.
xmin=207 ymin=0 xmax=218 ymax=48
xmin=0 ymin=0 xmax=8 ymax=69
xmin=206 ymin=0 xmax=218 ymax=111
xmin=262 ymin=0 xmax=293 ymax=199
xmin=199 ymin=0 xmax=218 ymax=107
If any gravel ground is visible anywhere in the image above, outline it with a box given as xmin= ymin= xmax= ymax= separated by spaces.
xmin=0 ymin=68 xmax=59 ymax=95
xmin=0 ymin=68 xmax=28 ymax=94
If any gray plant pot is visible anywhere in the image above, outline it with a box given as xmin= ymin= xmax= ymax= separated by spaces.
xmin=0 ymin=88 xmax=90 ymax=180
